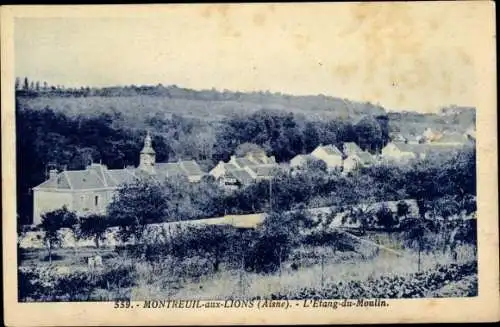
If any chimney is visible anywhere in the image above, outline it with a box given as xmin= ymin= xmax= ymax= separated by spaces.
xmin=49 ymin=169 xmax=58 ymax=180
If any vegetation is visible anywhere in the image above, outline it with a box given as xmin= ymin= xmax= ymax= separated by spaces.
xmin=16 ymin=79 xmax=477 ymax=302
xmin=254 ymin=262 xmax=477 ymax=300
xmin=40 ymin=207 xmax=77 ymax=263
xmin=76 ymin=214 xmax=110 ymax=249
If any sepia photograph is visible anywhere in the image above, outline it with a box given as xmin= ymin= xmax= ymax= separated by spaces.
xmin=2 ymin=2 xmax=498 ymax=326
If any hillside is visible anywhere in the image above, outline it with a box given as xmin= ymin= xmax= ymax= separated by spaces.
xmin=17 ymin=84 xmax=387 ymax=123
xmin=16 ymin=83 xmax=475 ymax=132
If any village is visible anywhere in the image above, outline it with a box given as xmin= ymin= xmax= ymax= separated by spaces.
xmin=16 ymin=100 xmax=479 ymax=303
xmin=30 ymin=125 xmax=476 ymax=226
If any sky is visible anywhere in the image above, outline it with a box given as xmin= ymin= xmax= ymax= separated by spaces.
xmin=14 ymin=3 xmax=487 ymax=113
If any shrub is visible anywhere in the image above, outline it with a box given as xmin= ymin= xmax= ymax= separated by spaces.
xmin=254 ymin=262 xmax=478 ymax=300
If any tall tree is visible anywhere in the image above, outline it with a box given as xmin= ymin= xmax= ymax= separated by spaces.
xmin=76 ymin=214 xmax=110 ymax=248
xmin=108 ymin=178 xmax=169 ymax=244
xmin=15 ymin=77 xmax=21 ymax=90
xmin=23 ymin=77 xmax=29 ymax=90
xmin=40 ymin=206 xmax=78 ymax=263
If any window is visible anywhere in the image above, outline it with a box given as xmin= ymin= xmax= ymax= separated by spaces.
xmin=95 ymin=195 xmax=99 ymax=206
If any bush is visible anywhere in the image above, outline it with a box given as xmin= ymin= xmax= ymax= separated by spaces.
xmin=255 ymin=262 xmax=477 ymax=300
xmin=18 ymin=262 xmax=135 ymax=302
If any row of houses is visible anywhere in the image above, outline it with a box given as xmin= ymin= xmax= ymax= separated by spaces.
xmin=31 ymin=128 xmax=474 ymax=225
xmin=289 ymin=128 xmax=474 ymax=173
xmin=290 ymin=142 xmax=375 ymax=173
xmin=390 ymin=127 xmax=475 ymax=145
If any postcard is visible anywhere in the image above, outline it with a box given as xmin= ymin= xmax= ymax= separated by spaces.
xmin=2 ymin=2 xmax=499 ymax=326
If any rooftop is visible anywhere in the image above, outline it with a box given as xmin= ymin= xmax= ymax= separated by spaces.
xmin=34 ymin=160 xmax=205 ymax=191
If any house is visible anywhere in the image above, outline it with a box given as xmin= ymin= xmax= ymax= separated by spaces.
xmin=340 ymin=142 xmax=377 ymax=172
xmin=343 ymin=151 xmax=377 ymax=173
xmin=244 ymin=164 xmax=278 ymax=181
xmin=310 ymin=144 xmax=343 ymax=170
xmin=381 ymin=142 xmax=426 ymax=163
xmin=32 ymin=132 xmax=205 ymax=225
xmin=290 ymin=154 xmax=315 ymax=169
xmin=342 ymin=142 xmax=365 ymax=157
xmin=431 ymin=132 xmax=468 ymax=146
xmin=209 ymin=150 xmax=278 ymax=190
xmin=216 ymin=166 xmax=255 ymax=191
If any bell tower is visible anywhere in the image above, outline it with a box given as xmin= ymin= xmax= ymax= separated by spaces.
xmin=139 ymin=131 xmax=156 ymax=173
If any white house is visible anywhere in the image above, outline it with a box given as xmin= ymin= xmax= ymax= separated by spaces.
xmin=381 ymin=142 xmax=433 ymax=163
xmin=311 ymin=144 xmax=343 ymax=170
xmin=342 ymin=142 xmax=366 ymax=156
xmin=209 ymin=150 xmax=278 ymax=190
xmin=32 ymin=132 xmax=205 ymax=225
xmin=343 ymin=151 xmax=376 ymax=173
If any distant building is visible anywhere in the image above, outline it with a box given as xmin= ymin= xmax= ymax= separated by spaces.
xmin=32 ymin=132 xmax=204 ymax=225
xmin=381 ymin=141 xmax=464 ymax=164
xmin=343 ymin=151 xmax=377 ymax=173
xmin=310 ymin=144 xmax=343 ymax=170
xmin=290 ymin=154 xmax=315 ymax=169
xmin=209 ymin=150 xmax=278 ymax=191
xmin=381 ymin=142 xmax=422 ymax=163
xmin=431 ymin=132 xmax=469 ymax=146
xmin=340 ymin=142 xmax=377 ymax=172
xmin=342 ymin=142 xmax=365 ymax=157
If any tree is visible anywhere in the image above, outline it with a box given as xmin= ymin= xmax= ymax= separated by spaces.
xmin=40 ymin=206 xmax=78 ymax=263
xmin=401 ymin=217 xmax=434 ymax=272
xmin=396 ymin=200 xmax=410 ymax=221
xmin=108 ymin=178 xmax=169 ymax=245
xmin=77 ymin=214 xmax=110 ymax=248
xmin=15 ymin=77 xmax=21 ymax=90
xmin=376 ymin=204 xmax=397 ymax=231
xmin=304 ymin=156 xmax=327 ymax=173
xmin=354 ymin=116 xmax=383 ymax=153
xmin=23 ymin=77 xmax=29 ymax=91
xmin=428 ymin=195 xmax=461 ymax=253
xmin=247 ymin=211 xmax=300 ymax=273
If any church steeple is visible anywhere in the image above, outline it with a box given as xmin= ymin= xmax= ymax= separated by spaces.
xmin=139 ymin=131 xmax=156 ymax=172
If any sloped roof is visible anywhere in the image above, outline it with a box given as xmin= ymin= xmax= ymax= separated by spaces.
xmin=106 ymin=169 xmax=137 ymax=186
xmin=343 ymin=142 xmax=364 ymax=155
xmin=391 ymin=142 xmax=461 ymax=156
xmin=433 ymin=133 xmax=467 ymax=144
xmin=64 ymin=170 xmax=106 ymax=189
xmin=233 ymin=157 xmax=255 ymax=168
xmin=392 ymin=143 xmax=430 ymax=155
xmin=246 ymin=152 xmax=275 ymax=165
xmin=322 ymin=144 xmax=343 ymax=156
xmin=179 ymin=160 xmax=204 ymax=176
xmin=34 ymin=160 xmax=206 ymax=191
xmin=224 ymin=163 xmax=239 ymax=172
xmin=354 ymin=151 xmax=376 ymax=164
xmin=227 ymin=169 xmax=254 ymax=185
xmin=35 ymin=173 xmax=71 ymax=189
xmin=155 ymin=163 xmax=185 ymax=176
xmin=247 ymin=164 xmax=277 ymax=177
xmin=291 ymin=154 xmax=314 ymax=162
